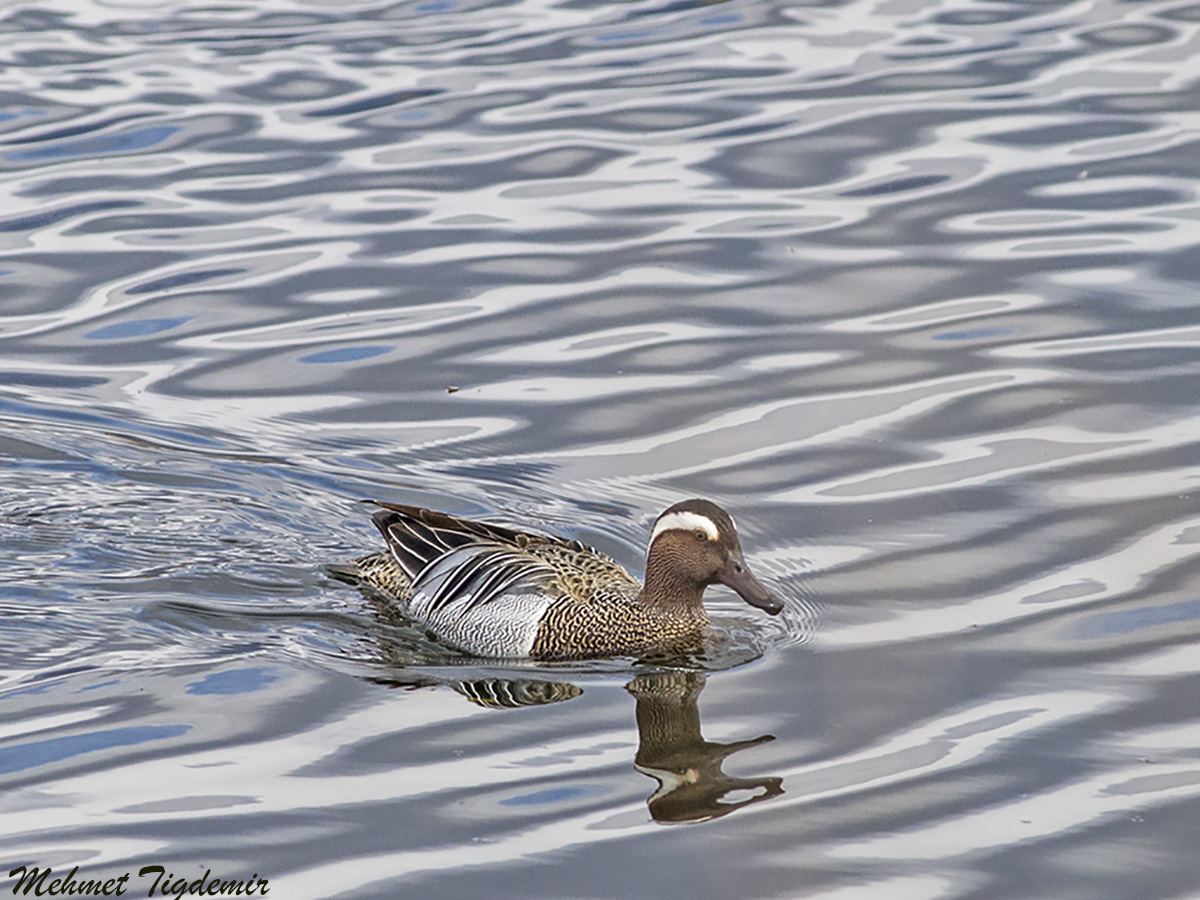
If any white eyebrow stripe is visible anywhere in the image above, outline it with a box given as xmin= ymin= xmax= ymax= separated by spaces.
xmin=651 ymin=511 xmax=719 ymax=543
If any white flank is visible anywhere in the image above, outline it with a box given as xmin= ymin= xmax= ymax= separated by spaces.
xmin=651 ymin=511 xmax=719 ymax=543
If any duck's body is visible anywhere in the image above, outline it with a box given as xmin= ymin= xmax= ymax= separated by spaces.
xmin=341 ymin=499 xmax=781 ymax=661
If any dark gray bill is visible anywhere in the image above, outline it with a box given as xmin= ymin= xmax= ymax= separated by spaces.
xmin=719 ymin=552 xmax=783 ymax=615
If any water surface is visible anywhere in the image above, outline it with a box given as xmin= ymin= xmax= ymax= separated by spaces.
xmin=3 ymin=0 xmax=1200 ymax=897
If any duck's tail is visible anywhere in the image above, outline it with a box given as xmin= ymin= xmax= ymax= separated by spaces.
xmin=329 ymin=551 xmax=410 ymax=601
xmin=326 ymin=560 xmax=362 ymax=582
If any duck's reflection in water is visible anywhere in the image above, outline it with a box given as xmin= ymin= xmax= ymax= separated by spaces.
xmin=451 ymin=677 xmax=582 ymax=708
xmin=627 ymin=671 xmax=782 ymax=823
xmin=385 ymin=668 xmax=782 ymax=823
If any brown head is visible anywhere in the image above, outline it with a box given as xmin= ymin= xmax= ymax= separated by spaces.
xmin=642 ymin=499 xmax=783 ymax=616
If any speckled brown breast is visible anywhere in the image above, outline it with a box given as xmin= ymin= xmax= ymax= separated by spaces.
xmin=519 ymin=542 xmax=707 ymax=659
xmin=529 ymin=597 xmax=706 ymax=660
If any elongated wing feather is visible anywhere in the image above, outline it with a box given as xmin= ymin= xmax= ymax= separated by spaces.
xmin=372 ymin=500 xmax=554 ymax=548
xmin=415 ymin=545 xmax=557 ymax=615
xmin=407 ymin=544 xmax=563 ymax=656
xmin=371 ymin=508 xmax=485 ymax=581
xmin=370 ymin=501 xmax=590 ymax=585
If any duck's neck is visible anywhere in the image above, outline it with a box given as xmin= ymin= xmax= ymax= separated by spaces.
xmin=641 ymin=556 xmax=709 ymax=622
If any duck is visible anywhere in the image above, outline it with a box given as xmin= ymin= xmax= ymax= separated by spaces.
xmin=336 ymin=498 xmax=783 ymax=661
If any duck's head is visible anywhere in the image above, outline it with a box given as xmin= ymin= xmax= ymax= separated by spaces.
xmin=646 ymin=499 xmax=783 ymax=616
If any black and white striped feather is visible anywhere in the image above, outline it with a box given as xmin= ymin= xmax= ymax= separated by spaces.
xmin=369 ymin=502 xmax=569 ymax=627
xmin=420 ymin=546 xmax=555 ymax=615
xmin=372 ymin=502 xmax=580 ymax=572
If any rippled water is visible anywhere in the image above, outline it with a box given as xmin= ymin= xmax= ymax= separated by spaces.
xmin=4 ymin=0 xmax=1200 ymax=895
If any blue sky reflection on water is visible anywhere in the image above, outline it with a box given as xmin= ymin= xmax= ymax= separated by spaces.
xmin=186 ymin=668 xmax=282 ymax=696
xmin=6 ymin=125 xmax=181 ymax=162
xmin=85 ymin=317 xmax=192 ymax=340
xmin=0 ymin=726 xmax=191 ymax=777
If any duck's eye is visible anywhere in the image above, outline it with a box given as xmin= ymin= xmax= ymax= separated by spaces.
xmin=693 ymin=528 xmax=708 ymax=541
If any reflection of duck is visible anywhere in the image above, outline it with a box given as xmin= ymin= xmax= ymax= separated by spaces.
xmin=629 ymin=671 xmax=782 ymax=823
xmin=434 ymin=670 xmax=783 ymax=822
xmin=334 ymin=498 xmax=781 ymax=660
xmin=453 ymin=678 xmax=581 ymax=709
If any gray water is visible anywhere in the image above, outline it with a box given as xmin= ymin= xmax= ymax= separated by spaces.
xmin=3 ymin=0 xmax=1200 ymax=896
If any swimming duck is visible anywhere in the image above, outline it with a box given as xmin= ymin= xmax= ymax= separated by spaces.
xmin=339 ymin=498 xmax=782 ymax=661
